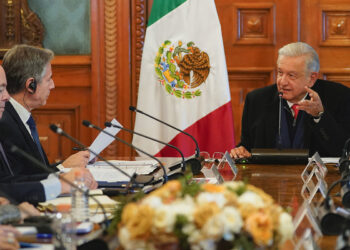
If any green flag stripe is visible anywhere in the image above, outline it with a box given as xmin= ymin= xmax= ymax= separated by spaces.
xmin=148 ymin=0 xmax=187 ymax=27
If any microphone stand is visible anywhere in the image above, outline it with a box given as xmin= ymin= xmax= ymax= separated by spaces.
xmin=82 ymin=120 xmax=168 ymax=184
xmin=6 ymin=142 xmax=109 ymax=231
xmin=105 ymin=122 xmax=186 ymax=172
xmin=129 ymin=106 xmax=203 ymax=174
xmin=49 ymin=124 xmax=152 ymax=188
xmin=129 ymin=106 xmax=200 ymax=157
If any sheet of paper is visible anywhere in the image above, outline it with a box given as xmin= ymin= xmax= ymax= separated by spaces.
xmin=319 ymin=157 xmax=339 ymax=164
xmin=88 ymin=118 xmax=122 ymax=162
xmin=87 ymin=160 xmax=158 ymax=182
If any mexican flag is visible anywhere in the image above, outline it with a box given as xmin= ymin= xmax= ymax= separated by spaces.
xmin=133 ymin=0 xmax=235 ymax=157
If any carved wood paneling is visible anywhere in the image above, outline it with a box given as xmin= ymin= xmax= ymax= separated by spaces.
xmin=0 ymin=0 xmax=43 ymax=57
xmin=320 ymin=5 xmax=350 ymax=46
xmin=321 ymin=68 xmax=350 ymax=88
xmin=33 ymin=105 xmax=80 ymax=163
xmin=227 ymin=67 xmax=274 ymax=144
xmin=131 ymin=0 xmax=147 ymax=114
xmin=233 ymin=3 xmax=276 ymax=45
xmin=104 ymin=0 xmax=118 ymax=156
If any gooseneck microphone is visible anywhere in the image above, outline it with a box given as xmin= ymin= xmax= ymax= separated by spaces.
xmin=277 ymin=92 xmax=283 ymax=149
xmin=318 ymin=175 xmax=350 ymax=235
xmin=338 ymin=138 xmax=350 ymax=208
xmin=82 ymin=120 xmax=168 ymax=183
xmin=129 ymin=106 xmax=200 ymax=158
xmin=3 ymin=141 xmax=109 ymax=230
xmin=105 ymin=122 xmax=186 ymax=172
xmin=49 ymin=124 xmax=137 ymax=183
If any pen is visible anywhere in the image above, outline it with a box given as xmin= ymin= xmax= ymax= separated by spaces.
xmin=36 ymin=233 xmax=52 ymax=239
xmin=72 ymin=147 xmax=86 ymax=151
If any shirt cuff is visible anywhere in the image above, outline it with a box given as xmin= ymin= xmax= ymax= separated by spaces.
xmin=41 ymin=174 xmax=61 ymax=200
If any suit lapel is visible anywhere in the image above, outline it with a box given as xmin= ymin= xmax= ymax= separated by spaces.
xmin=5 ymin=102 xmax=50 ymax=166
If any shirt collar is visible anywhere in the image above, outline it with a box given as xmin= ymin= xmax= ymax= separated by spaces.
xmin=286 ymin=93 xmax=308 ymax=108
xmin=9 ymin=97 xmax=31 ymax=124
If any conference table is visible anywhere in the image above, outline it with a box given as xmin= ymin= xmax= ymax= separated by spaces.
xmin=20 ymin=157 xmax=341 ymax=249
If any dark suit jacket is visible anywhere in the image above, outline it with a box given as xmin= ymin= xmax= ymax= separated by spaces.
xmin=238 ymin=79 xmax=350 ymax=157
xmin=0 ymin=182 xmax=45 ymax=204
xmin=0 ymin=102 xmax=57 ymax=182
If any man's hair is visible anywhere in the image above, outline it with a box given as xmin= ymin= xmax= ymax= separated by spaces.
xmin=2 ymin=44 xmax=54 ymax=94
xmin=277 ymin=42 xmax=320 ymax=73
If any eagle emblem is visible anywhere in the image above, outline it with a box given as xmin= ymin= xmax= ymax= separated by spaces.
xmin=154 ymin=40 xmax=210 ymax=99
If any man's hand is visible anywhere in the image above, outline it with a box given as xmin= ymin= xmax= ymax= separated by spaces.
xmin=0 ymin=225 xmax=20 ymax=250
xmin=62 ymin=151 xmax=90 ymax=168
xmin=18 ymin=202 xmax=40 ymax=220
xmin=298 ymin=86 xmax=324 ymax=117
xmin=60 ymin=168 xmax=98 ymax=194
xmin=230 ymin=146 xmax=251 ymax=159
xmin=0 ymin=197 xmax=9 ymax=205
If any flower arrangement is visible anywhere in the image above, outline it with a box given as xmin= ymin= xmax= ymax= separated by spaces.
xmin=113 ymin=179 xmax=294 ymax=250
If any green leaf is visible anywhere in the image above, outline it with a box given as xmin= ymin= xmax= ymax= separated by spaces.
xmin=166 ymin=51 xmax=172 ymax=64
xmin=173 ymin=215 xmax=190 ymax=250
xmin=155 ymin=67 xmax=163 ymax=79
xmin=165 ymin=84 xmax=172 ymax=94
xmin=174 ymin=90 xmax=182 ymax=98
xmin=169 ymin=63 xmax=176 ymax=74
xmin=164 ymin=40 xmax=171 ymax=46
xmin=177 ymin=81 xmax=184 ymax=88
xmin=158 ymin=47 xmax=164 ymax=54
xmin=155 ymin=56 xmax=161 ymax=65
xmin=187 ymin=41 xmax=195 ymax=47
xmin=194 ymin=89 xmax=201 ymax=96
xmin=184 ymin=91 xmax=192 ymax=99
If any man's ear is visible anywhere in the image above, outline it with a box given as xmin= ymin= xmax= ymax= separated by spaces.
xmin=308 ymin=72 xmax=318 ymax=87
xmin=25 ymin=78 xmax=36 ymax=94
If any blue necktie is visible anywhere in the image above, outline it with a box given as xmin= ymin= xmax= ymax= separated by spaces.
xmin=27 ymin=116 xmax=46 ymax=165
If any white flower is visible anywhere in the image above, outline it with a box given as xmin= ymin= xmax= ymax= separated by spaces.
xmin=196 ymin=192 xmax=227 ymax=208
xmin=238 ymin=190 xmax=265 ymax=207
xmin=142 ymin=195 xmax=163 ymax=208
xmin=221 ymin=206 xmax=243 ymax=234
xmin=118 ymin=227 xmax=148 ymax=250
xmin=278 ymin=212 xmax=294 ymax=243
xmin=152 ymin=205 xmax=175 ymax=233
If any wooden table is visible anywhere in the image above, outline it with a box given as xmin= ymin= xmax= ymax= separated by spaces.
xmin=214 ymin=161 xmax=340 ymax=249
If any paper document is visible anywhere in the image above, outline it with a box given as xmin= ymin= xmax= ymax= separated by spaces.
xmin=88 ymin=118 xmax=122 ymax=162
xmin=320 ymin=157 xmax=340 ymax=164
xmin=87 ymin=160 xmax=158 ymax=183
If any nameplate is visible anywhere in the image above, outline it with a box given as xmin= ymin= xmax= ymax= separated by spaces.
xmin=293 ymin=200 xmax=323 ymax=238
xmin=211 ymin=164 xmax=224 ymax=184
xmin=224 ymin=151 xmax=238 ymax=179
xmin=294 ymin=228 xmax=320 ymax=250
xmin=301 ymin=166 xmax=328 ymax=203
xmin=301 ymin=152 xmax=327 ymax=183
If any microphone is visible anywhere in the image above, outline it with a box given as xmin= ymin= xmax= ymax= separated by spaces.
xmin=49 ymin=124 xmax=144 ymax=186
xmin=338 ymin=138 xmax=350 ymax=207
xmin=129 ymin=106 xmax=200 ymax=157
xmin=1 ymin=140 xmax=109 ymax=230
xmin=104 ymin=122 xmax=186 ymax=173
xmin=277 ymin=92 xmax=283 ymax=149
xmin=318 ymin=176 xmax=350 ymax=235
xmin=129 ymin=106 xmax=203 ymax=175
xmin=82 ymin=120 xmax=168 ymax=183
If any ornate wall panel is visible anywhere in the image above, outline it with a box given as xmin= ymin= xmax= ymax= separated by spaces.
xmin=233 ymin=3 xmax=275 ymax=45
xmin=33 ymin=105 xmax=80 ymax=163
xmin=320 ymin=5 xmax=350 ymax=46
xmin=0 ymin=0 xmax=43 ymax=57
xmin=227 ymin=67 xmax=274 ymax=143
xmin=321 ymin=69 xmax=350 ymax=88
xmin=104 ymin=0 xmax=118 ymax=156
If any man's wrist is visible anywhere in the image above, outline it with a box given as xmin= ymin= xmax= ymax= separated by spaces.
xmin=312 ymin=111 xmax=324 ymax=119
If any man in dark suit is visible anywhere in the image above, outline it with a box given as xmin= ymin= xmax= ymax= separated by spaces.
xmin=1 ymin=44 xmax=91 ymax=182
xmin=0 ymin=51 xmax=97 ymax=204
xmin=231 ymin=42 xmax=350 ymax=158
